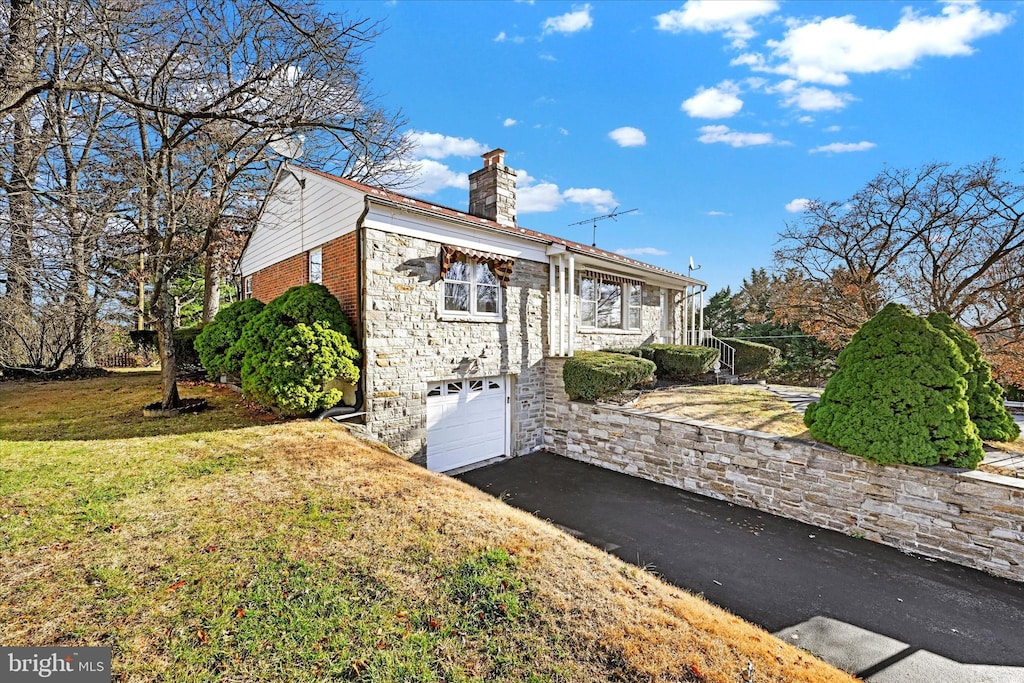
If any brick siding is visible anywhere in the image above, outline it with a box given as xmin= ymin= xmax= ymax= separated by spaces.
xmin=248 ymin=232 xmax=360 ymax=333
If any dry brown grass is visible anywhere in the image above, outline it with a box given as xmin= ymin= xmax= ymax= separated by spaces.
xmin=632 ymin=384 xmax=811 ymax=438
xmin=0 ymin=375 xmax=855 ymax=681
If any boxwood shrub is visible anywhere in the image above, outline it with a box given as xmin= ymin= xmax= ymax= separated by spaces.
xmin=563 ymin=351 xmax=656 ymax=401
xmin=233 ymin=284 xmax=360 ymax=414
xmin=804 ymin=303 xmax=983 ymax=468
xmin=194 ymin=298 xmax=266 ymax=380
xmin=644 ymin=344 xmax=719 ymax=380
xmin=723 ymin=337 xmax=781 ymax=377
xmin=926 ymin=312 xmax=1020 ymax=442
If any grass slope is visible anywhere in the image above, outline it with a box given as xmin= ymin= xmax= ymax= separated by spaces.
xmin=0 ymin=374 xmax=852 ymax=682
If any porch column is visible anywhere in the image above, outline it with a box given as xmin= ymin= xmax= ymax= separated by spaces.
xmin=567 ymin=254 xmax=575 ymax=357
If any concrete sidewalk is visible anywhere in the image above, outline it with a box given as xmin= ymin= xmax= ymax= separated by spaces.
xmin=458 ymin=452 xmax=1024 ymax=682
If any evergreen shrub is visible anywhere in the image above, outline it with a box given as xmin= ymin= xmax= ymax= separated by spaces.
xmin=804 ymin=303 xmax=984 ymax=468
xmin=644 ymin=344 xmax=719 ymax=380
xmin=926 ymin=312 xmax=1020 ymax=441
xmin=723 ymin=338 xmax=781 ymax=377
xmin=194 ymin=298 xmax=266 ymax=380
xmin=563 ymin=351 xmax=656 ymax=401
xmin=233 ymin=284 xmax=360 ymax=413
xmin=264 ymin=322 xmax=360 ymax=414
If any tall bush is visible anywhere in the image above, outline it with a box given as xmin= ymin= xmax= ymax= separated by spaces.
xmin=926 ymin=312 xmax=1020 ymax=441
xmin=233 ymin=284 xmax=360 ymax=413
xmin=804 ymin=303 xmax=983 ymax=468
xmin=194 ymin=298 xmax=265 ymax=380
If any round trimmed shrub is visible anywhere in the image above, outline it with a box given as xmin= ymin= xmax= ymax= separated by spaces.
xmin=563 ymin=351 xmax=656 ymax=401
xmin=804 ymin=303 xmax=984 ymax=468
xmin=194 ymin=298 xmax=266 ymax=380
xmin=926 ymin=312 xmax=1020 ymax=442
xmin=723 ymin=337 xmax=781 ymax=377
xmin=234 ymin=284 xmax=360 ymax=413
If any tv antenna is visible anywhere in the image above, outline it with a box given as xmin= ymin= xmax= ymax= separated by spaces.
xmin=568 ymin=207 xmax=638 ymax=247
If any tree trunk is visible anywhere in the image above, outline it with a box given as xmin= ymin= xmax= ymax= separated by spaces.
xmin=4 ymin=0 xmax=40 ymax=307
xmin=202 ymin=241 xmax=221 ymax=324
xmin=153 ymin=282 xmax=180 ymax=409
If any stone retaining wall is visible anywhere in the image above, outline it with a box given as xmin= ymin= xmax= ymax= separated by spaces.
xmin=543 ymin=357 xmax=1024 ymax=582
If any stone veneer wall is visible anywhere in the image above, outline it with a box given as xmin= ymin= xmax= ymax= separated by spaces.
xmin=543 ymin=357 xmax=1024 ymax=581
xmin=361 ymin=227 xmax=548 ymax=463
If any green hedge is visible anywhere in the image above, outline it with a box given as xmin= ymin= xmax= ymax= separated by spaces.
xmin=723 ymin=338 xmax=781 ymax=377
xmin=644 ymin=344 xmax=719 ymax=380
xmin=233 ymin=284 xmax=360 ymax=415
xmin=805 ymin=303 xmax=983 ymax=468
xmin=195 ymin=298 xmax=266 ymax=380
xmin=926 ymin=312 xmax=1020 ymax=442
xmin=563 ymin=351 xmax=656 ymax=401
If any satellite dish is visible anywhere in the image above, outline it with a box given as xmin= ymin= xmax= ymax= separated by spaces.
xmin=268 ymin=133 xmax=305 ymax=160
xmin=688 ymin=256 xmax=701 ymax=274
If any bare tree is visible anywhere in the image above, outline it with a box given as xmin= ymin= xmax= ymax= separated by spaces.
xmin=775 ymin=160 xmax=1024 ymax=360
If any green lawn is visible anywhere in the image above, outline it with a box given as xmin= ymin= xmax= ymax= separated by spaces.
xmin=0 ymin=374 xmax=852 ymax=683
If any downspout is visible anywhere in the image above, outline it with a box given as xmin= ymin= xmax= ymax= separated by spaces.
xmin=567 ymin=254 xmax=575 ymax=357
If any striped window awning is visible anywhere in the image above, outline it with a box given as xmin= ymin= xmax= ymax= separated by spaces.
xmin=440 ymin=245 xmax=515 ymax=285
xmin=582 ymin=269 xmax=644 ymax=287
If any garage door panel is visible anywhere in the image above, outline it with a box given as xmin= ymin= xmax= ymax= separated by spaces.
xmin=427 ymin=376 xmax=508 ymax=472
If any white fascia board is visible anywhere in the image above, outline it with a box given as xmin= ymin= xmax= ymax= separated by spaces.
xmin=568 ymin=252 xmax=704 ymax=289
xmin=363 ymin=204 xmax=550 ymax=263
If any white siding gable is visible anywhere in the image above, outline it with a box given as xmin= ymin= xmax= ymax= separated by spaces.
xmin=238 ymin=169 xmax=364 ymax=276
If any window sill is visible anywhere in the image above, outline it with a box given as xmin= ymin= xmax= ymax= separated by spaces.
xmin=438 ymin=312 xmax=505 ymax=323
xmin=578 ymin=327 xmax=643 ymax=335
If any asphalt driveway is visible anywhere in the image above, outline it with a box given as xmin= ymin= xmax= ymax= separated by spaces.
xmin=458 ymin=452 xmax=1024 ymax=680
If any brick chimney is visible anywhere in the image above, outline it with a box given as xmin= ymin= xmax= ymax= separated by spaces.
xmin=469 ymin=148 xmax=517 ymax=227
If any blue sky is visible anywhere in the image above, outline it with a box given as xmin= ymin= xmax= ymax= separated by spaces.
xmin=342 ymin=0 xmax=1022 ymax=295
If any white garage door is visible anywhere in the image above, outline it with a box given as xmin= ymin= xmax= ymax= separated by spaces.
xmin=426 ymin=376 xmax=509 ymax=472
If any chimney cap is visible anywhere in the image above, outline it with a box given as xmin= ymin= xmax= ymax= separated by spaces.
xmin=482 ymin=148 xmax=506 ymax=167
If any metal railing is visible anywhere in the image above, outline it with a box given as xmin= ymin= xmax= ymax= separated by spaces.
xmin=699 ymin=330 xmax=735 ymax=375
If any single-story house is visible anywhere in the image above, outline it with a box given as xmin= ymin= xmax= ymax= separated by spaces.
xmin=238 ymin=149 xmax=714 ymax=471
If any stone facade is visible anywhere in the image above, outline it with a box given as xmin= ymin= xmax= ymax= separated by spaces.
xmin=544 ymin=357 xmax=1024 ymax=581
xmin=361 ymin=227 xmax=549 ymax=463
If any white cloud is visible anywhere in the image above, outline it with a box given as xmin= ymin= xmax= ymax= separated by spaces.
xmin=787 ymin=86 xmax=854 ymax=111
xmin=494 ymin=30 xmax=525 ymax=44
xmin=681 ymin=82 xmax=744 ymax=118
xmin=697 ymin=125 xmax=778 ymax=147
xmin=408 ymin=131 xmax=488 ymax=159
xmin=515 ymin=169 xmax=564 ymax=213
xmin=564 ymin=187 xmax=617 ymax=213
xmin=515 ymin=169 xmax=617 ymax=214
xmin=706 ymin=210 xmax=730 ymax=216
xmin=503 ymin=118 xmax=518 ymax=127
xmin=809 ymin=141 xmax=876 ymax=154
xmin=407 ymin=159 xmax=469 ymax=196
xmin=539 ymin=53 xmax=557 ymax=61
xmin=558 ymin=127 xmax=570 ymax=136
xmin=785 ymin=198 xmax=811 ymax=213
xmin=542 ymin=4 xmax=593 ymax=35
xmin=616 ymin=247 xmax=669 ymax=257
xmin=654 ymin=0 xmax=779 ymax=47
xmin=753 ymin=3 xmax=1012 ymax=85
xmin=798 ymin=115 xmax=814 ymax=124
xmin=608 ymin=126 xmax=647 ymax=147
xmin=825 ymin=125 xmax=842 ymax=132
